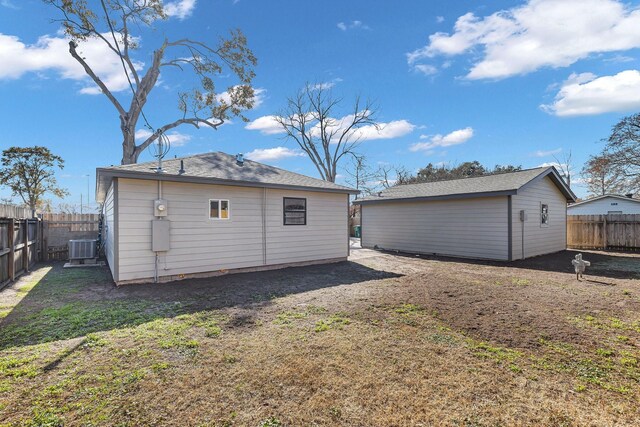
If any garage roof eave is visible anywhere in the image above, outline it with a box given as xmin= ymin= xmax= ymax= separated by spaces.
xmin=353 ymin=189 xmax=518 ymax=205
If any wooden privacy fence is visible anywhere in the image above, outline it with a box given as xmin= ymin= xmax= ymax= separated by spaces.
xmin=0 ymin=203 xmax=31 ymax=219
xmin=0 ymin=218 xmax=42 ymax=289
xmin=567 ymin=214 xmax=640 ymax=251
xmin=41 ymin=213 xmax=100 ymax=260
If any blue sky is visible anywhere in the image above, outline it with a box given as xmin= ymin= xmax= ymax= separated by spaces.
xmin=2 ymin=0 xmax=640 ymax=209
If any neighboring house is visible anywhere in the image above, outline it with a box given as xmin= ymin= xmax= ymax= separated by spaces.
xmin=567 ymin=194 xmax=640 ymax=215
xmin=354 ymin=167 xmax=576 ymax=261
xmin=95 ymin=152 xmax=357 ymax=285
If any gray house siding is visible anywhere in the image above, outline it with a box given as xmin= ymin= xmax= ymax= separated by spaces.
xmin=511 ymin=176 xmax=567 ymax=259
xmin=361 ymin=196 xmax=509 ymax=260
xmin=115 ymin=178 xmax=348 ymax=283
xmin=102 ymin=181 xmax=116 ymax=280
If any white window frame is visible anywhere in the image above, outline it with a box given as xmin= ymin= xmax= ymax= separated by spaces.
xmin=209 ymin=199 xmax=230 ymax=220
xmin=540 ymin=202 xmax=549 ymax=227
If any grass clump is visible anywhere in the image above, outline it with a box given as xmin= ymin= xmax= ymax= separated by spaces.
xmin=259 ymin=417 xmax=282 ymax=427
xmin=315 ymin=314 xmax=351 ymax=333
xmin=470 ymin=341 xmax=522 ymax=363
xmin=273 ymin=310 xmax=307 ymax=325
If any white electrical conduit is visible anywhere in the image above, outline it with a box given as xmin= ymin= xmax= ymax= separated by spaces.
xmin=154 ymin=180 xmax=163 ymax=283
xmin=262 ymin=187 xmax=267 ymax=265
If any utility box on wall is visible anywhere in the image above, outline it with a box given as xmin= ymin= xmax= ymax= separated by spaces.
xmin=154 ymin=199 xmax=168 ymax=217
xmin=152 ymin=220 xmax=170 ymax=252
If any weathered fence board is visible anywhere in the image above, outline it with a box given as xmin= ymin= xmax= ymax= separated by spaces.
xmin=41 ymin=213 xmax=99 ymax=260
xmin=1 ymin=211 xmax=99 ymax=288
xmin=567 ymin=214 xmax=640 ymax=251
xmin=0 ymin=203 xmax=31 ymax=219
xmin=0 ymin=218 xmax=40 ymax=289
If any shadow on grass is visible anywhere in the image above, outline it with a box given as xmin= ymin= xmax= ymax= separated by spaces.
xmin=0 ymin=260 xmax=401 ymax=351
xmin=375 ymin=248 xmax=640 ymax=280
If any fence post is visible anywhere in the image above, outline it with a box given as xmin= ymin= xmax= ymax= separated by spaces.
xmin=23 ymin=220 xmax=29 ymax=273
xmin=603 ymin=215 xmax=607 ymax=250
xmin=42 ymin=220 xmax=48 ymax=262
xmin=8 ymin=218 xmax=14 ymax=282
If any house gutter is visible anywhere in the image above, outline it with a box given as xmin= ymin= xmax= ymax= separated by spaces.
xmin=95 ymin=168 xmax=359 ymax=203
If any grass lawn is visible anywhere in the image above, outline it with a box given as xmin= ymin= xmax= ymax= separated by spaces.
xmin=0 ymin=250 xmax=639 ymax=426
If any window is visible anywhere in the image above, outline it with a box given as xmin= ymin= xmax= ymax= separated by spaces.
xmin=209 ymin=199 xmax=230 ymax=219
xmin=540 ymin=203 xmax=549 ymax=226
xmin=283 ymin=197 xmax=306 ymax=225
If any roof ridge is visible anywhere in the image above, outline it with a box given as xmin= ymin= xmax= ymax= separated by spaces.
xmin=389 ymin=166 xmax=549 ymax=189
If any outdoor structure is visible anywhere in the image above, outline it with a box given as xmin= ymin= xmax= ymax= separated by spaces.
xmin=354 ymin=167 xmax=576 ymax=261
xmin=567 ymin=194 xmax=640 ymax=215
xmin=95 ymin=152 xmax=357 ymax=285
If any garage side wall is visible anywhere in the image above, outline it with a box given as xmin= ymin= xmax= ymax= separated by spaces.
xmin=102 ymin=181 xmax=116 ymax=280
xmin=361 ymin=196 xmax=509 ymax=260
xmin=511 ymin=176 xmax=567 ymax=259
xmin=115 ymin=178 xmax=348 ymax=283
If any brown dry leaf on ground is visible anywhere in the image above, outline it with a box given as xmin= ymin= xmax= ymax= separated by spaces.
xmin=0 ymin=249 xmax=639 ymax=426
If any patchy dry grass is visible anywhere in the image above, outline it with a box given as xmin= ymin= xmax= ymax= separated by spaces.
xmin=0 ymin=252 xmax=639 ymax=426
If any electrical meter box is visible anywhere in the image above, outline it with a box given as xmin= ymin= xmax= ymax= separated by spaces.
xmin=519 ymin=210 xmax=528 ymax=222
xmin=152 ymin=220 xmax=170 ymax=252
xmin=154 ymin=199 xmax=168 ymax=217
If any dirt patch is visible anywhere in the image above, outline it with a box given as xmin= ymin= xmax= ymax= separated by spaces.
xmin=356 ymin=250 xmax=640 ymax=348
xmin=1 ymin=251 xmax=639 ymax=426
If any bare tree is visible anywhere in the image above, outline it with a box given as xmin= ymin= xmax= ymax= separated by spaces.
xmin=344 ymin=154 xmax=375 ymax=197
xmin=375 ymin=164 xmax=395 ymax=189
xmin=274 ymin=84 xmax=378 ymax=182
xmin=603 ymin=113 xmax=640 ymax=192
xmin=47 ymin=0 xmax=257 ymax=164
xmin=553 ymin=150 xmax=573 ymax=187
xmin=581 ymin=154 xmax=627 ymax=196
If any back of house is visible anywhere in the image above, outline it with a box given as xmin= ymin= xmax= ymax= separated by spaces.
xmin=96 ymin=152 xmax=357 ymax=285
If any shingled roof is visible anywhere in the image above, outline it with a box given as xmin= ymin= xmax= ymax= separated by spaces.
xmin=354 ymin=166 xmax=576 ymax=204
xmin=96 ymin=152 xmax=357 ymax=202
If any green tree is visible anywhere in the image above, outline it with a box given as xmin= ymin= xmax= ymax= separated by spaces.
xmin=46 ymin=0 xmax=257 ymax=164
xmin=399 ymin=161 xmax=521 ymax=185
xmin=0 ymin=146 xmax=69 ymax=216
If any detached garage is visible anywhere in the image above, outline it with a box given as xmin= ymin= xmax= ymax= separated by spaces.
xmin=96 ymin=152 xmax=357 ymax=285
xmin=355 ymin=167 xmax=576 ymax=261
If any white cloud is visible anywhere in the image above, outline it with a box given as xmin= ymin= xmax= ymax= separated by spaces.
xmin=135 ymin=129 xmax=191 ymax=147
xmin=541 ymin=70 xmax=640 ymax=116
xmin=414 ymin=64 xmax=438 ymax=76
xmin=245 ymin=147 xmax=304 ymax=162
xmin=436 ymin=16 xmax=445 ymax=23
xmin=245 ymin=115 xmax=283 ymax=135
xmin=409 ymin=127 xmax=474 ymax=152
xmin=408 ymin=0 xmax=640 ymax=80
xmin=217 ymin=87 xmax=266 ymax=109
xmin=532 ymin=148 xmax=562 ymax=157
xmin=538 ymin=161 xmax=575 ymax=176
xmin=350 ymin=120 xmax=415 ymax=141
xmin=310 ymin=78 xmax=343 ymax=90
xmin=0 ymin=0 xmax=18 ymax=9
xmin=246 ymin=114 xmax=414 ymax=141
xmin=337 ymin=20 xmax=371 ymax=31
xmin=164 ymin=0 xmax=197 ymax=20
xmin=0 ymin=33 xmax=143 ymax=94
